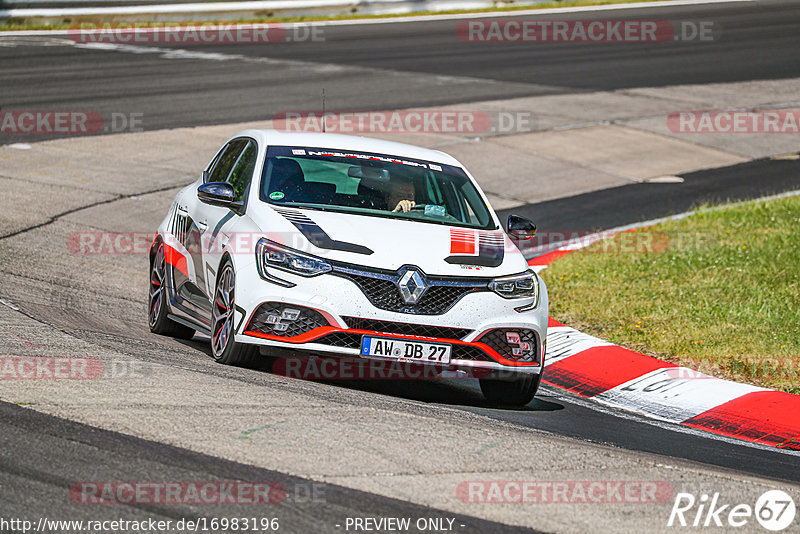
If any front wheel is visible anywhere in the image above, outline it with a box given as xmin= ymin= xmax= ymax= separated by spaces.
xmin=211 ymin=259 xmax=259 ymax=366
xmin=479 ymin=373 xmax=541 ymax=406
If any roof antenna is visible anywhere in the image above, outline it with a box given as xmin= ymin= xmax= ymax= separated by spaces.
xmin=322 ymin=88 xmax=326 ymax=133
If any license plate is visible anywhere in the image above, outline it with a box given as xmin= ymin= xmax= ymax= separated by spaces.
xmin=360 ymin=336 xmax=451 ymax=364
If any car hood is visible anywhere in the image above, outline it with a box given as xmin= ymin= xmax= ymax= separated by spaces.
xmin=251 ymin=205 xmax=529 ymax=277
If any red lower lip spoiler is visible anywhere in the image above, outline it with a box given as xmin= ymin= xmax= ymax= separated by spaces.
xmin=243 ymin=326 xmax=540 ymax=367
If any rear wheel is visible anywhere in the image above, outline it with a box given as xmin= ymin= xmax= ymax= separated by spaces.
xmin=211 ymin=259 xmax=259 ymax=366
xmin=149 ymin=242 xmax=195 ymax=339
xmin=480 ymin=373 xmax=541 ymax=406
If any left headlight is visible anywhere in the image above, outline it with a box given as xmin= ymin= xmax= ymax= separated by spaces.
xmin=256 ymin=238 xmax=332 ymax=278
xmin=490 ymin=270 xmax=539 ymax=305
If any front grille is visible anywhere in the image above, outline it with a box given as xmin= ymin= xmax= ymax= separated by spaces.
xmin=451 ymin=345 xmax=493 ymax=362
xmin=342 ymin=317 xmax=471 ymax=340
xmin=247 ymin=302 xmax=329 ymax=338
xmin=477 ymin=328 xmax=539 ymax=363
xmin=347 ymin=276 xmax=403 ymax=310
xmin=332 ymin=264 xmax=489 ymax=315
xmin=316 ymin=332 xmax=361 ymax=348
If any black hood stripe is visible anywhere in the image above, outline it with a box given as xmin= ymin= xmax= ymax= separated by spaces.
xmin=275 ymin=208 xmax=373 ymax=256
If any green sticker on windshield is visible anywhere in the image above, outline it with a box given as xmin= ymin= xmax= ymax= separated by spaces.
xmin=269 ymin=191 xmax=285 ymax=200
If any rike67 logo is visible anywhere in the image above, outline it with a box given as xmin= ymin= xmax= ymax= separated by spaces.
xmin=668 ymin=490 xmax=796 ymax=531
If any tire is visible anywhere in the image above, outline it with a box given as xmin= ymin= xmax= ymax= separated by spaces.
xmin=210 ymin=259 xmax=259 ymax=367
xmin=479 ymin=373 xmax=542 ymax=406
xmin=149 ymin=242 xmax=195 ymax=340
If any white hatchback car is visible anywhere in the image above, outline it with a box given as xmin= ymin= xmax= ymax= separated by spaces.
xmin=149 ymin=130 xmax=548 ymax=405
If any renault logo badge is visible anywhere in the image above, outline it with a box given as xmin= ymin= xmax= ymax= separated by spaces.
xmin=397 ymin=269 xmax=428 ymax=305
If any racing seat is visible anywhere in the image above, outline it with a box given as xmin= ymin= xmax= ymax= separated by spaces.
xmin=304 ymin=182 xmax=336 ymax=204
xmin=356 ymin=182 xmax=388 ymax=210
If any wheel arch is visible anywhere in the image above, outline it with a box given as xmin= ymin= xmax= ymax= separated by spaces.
xmin=215 ymin=251 xmax=234 ymax=283
xmin=149 ymin=233 xmax=163 ymax=267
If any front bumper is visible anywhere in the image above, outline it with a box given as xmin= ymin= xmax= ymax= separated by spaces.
xmin=232 ymin=259 xmax=549 ymax=377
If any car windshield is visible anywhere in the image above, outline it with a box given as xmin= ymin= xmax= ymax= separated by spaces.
xmin=259 ymin=146 xmax=496 ymax=230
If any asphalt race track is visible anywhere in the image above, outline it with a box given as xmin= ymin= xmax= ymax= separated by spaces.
xmin=0 ymin=402 xmax=536 ymax=534
xmin=1 ymin=0 xmax=800 ymax=532
xmin=498 ymin=157 xmax=800 ymax=247
xmin=1 ymin=0 xmax=799 ymax=143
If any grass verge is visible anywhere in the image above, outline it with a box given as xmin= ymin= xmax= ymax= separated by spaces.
xmin=540 ymin=193 xmax=800 ymax=394
xmin=2 ymin=0 xmax=670 ymax=32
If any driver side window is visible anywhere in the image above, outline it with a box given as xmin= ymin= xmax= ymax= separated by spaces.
xmin=227 ymin=140 xmax=258 ymax=203
xmin=207 ymin=139 xmax=248 ymax=183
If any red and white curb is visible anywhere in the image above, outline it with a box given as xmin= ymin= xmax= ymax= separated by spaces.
xmin=532 ymin=194 xmax=800 ymax=452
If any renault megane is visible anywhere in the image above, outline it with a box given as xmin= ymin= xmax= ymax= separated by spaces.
xmin=148 ymin=130 xmax=548 ymax=405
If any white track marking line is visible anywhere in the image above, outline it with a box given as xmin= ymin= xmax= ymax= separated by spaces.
xmin=66 ymin=41 xmax=518 ymax=89
xmin=0 ymin=298 xmax=20 ymax=311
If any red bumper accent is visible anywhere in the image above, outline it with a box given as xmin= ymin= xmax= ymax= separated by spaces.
xmin=243 ymin=327 xmax=540 ymax=367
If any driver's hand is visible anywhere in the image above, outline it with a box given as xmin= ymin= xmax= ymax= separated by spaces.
xmin=392 ymin=200 xmax=415 ymax=213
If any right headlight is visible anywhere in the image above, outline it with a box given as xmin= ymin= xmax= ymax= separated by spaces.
xmin=490 ymin=270 xmax=539 ymax=305
xmin=256 ymin=239 xmax=332 ymax=279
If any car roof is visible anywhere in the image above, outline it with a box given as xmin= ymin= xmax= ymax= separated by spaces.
xmin=234 ymin=129 xmax=464 ymax=168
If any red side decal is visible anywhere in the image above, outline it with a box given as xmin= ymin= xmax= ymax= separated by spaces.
xmin=164 ymin=244 xmax=188 ymax=278
xmin=543 ymin=345 xmax=677 ymax=397
xmin=682 ymin=391 xmax=800 ymax=448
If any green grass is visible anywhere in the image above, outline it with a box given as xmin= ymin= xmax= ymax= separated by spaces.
xmin=1 ymin=0 xmax=670 ymax=31
xmin=540 ymin=194 xmax=800 ymax=393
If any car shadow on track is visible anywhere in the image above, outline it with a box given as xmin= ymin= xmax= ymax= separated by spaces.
xmin=327 ymin=377 xmax=565 ymax=412
xmin=174 ymin=336 xmax=276 ymax=373
xmin=173 ymin=338 xmax=563 ymax=412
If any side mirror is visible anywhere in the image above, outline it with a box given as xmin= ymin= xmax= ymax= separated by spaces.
xmin=508 ymin=214 xmax=536 ymax=241
xmin=197 ymin=182 xmax=242 ymax=210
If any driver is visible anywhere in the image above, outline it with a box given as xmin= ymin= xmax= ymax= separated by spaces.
xmin=388 ymin=176 xmax=416 ymax=213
